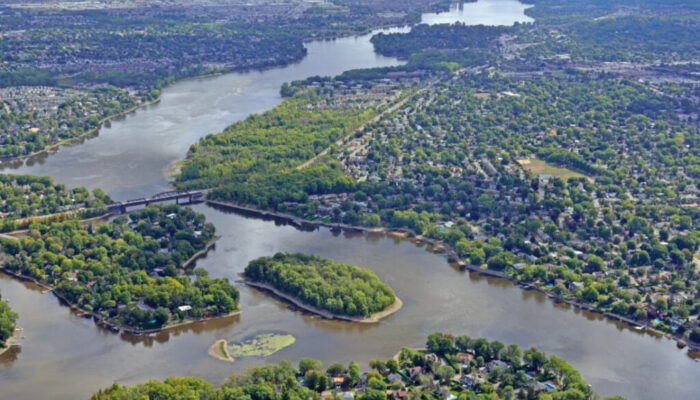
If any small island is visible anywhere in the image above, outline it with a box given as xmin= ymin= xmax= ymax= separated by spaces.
xmin=243 ymin=253 xmax=400 ymax=323
xmin=209 ymin=332 xmax=296 ymax=362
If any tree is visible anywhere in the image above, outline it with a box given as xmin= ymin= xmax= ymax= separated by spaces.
xmin=470 ymin=248 xmax=485 ymax=266
xmin=327 ymin=363 xmax=346 ymax=376
xmin=369 ymin=359 xmax=388 ymax=375
xmin=455 ymin=335 xmax=472 ymax=352
xmin=435 ymin=365 xmax=455 ymax=384
xmin=348 ymin=362 xmax=360 ymax=386
xmin=582 ymin=287 xmax=599 ymax=303
xmin=523 ymin=348 xmax=547 ymax=371
xmin=386 ymin=359 xmax=399 ymax=374
xmin=486 ymin=253 xmax=511 ymax=271
xmin=299 ymin=358 xmax=323 ymax=376
xmin=586 ymin=255 xmax=604 ymax=272
xmin=426 ymin=332 xmax=454 ymax=355
xmin=154 ymin=307 xmax=170 ymax=327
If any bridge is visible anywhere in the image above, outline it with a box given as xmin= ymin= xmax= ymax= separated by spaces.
xmin=107 ymin=190 xmax=206 ymax=215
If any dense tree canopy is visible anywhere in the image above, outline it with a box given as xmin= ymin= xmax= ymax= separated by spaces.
xmin=245 ymin=253 xmax=395 ymax=317
xmin=0 ymin=174 xmax=110 ymax=230
xmin=1 ymin=204 xmax=238 ymax=330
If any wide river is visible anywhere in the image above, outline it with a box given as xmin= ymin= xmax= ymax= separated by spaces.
xmin=0 ymin=1 xmax=697 ymax=399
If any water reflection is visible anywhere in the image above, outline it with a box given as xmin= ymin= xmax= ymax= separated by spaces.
xmin=421 ymin=0 xmax=534 ymax=25
xmin=0 ymin=346 xmax=21 ymax=365
xmin=119 ymin=313 xmax=242 ymax=347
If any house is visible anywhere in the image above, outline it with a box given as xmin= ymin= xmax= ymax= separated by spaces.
xmin=456 ymin=352 xmax=474 ymax=365
xmin=356 ymin=373 xmax=369 ymax=394
xmin=408 ymin=366 xmax=423 ymax=380
xmin=392 ymin=390 xmax=408 ymax=400
xmin=528 ymin=382 xmax=548 ymax=393
xmin=387 ymin=373 xmax=403 ymax=384
xmin=439 ymin=386 xmax=453 ymax=400
xmin=425 ymin=353 xmax=440 ymax=364
xmin=178 ymin=305 xmax=192 ymax=312
xmin=459 ymin=375 xmax=478 ymax=390
xmin=486 ymin=360 xmax=508 ymax=373
xmin=332 ymin=376 xmax=346 ymax=387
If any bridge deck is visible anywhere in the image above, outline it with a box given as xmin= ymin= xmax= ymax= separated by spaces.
xmin=108 ymin=191 xmax=205 ymax=214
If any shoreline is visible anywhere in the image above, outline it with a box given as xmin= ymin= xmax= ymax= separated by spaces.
xmin=0 ymin=327 xmax=21 ymax=357
xmin=182 ymin=236 xmax=219 ymax=269
xmin=239 ymin=279 xmax=402 ymax=324
xmin=0 ymin=96 xmax=162 ymax=165
xmin=207 ymin=198 xmax=699 ymax=353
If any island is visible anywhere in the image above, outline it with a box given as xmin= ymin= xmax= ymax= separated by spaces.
xmin=209 ymin=332 xmax=296 ymax=362
xmin=90 ymin=331 xmax=626 ymax=400
xmin=0 ymin=201 xmax=239 ymax=333
xmin=242 ymin=252 xmax=401 ymax=323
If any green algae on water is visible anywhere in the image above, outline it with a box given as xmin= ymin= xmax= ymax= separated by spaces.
xmin=228 ymin=333 xmax=296 ymax=357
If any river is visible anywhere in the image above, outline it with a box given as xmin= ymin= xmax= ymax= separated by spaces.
xmin=0 ymin=1 xmax=697 ymax=399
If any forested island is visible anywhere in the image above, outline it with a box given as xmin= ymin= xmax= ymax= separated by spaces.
xmin=0 ymin=202 xmax=239 ymax=332
xmin=243 ymin=253 xmax=398 ymax=321
xmin=91 ymin=331 xmax=625 ymax=400
xmin=0 ymin=290 xmax=18 ymax=351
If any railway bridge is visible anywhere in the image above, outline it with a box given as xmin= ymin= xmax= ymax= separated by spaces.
xmin=107 ymin=190 xmax=205 ymax=215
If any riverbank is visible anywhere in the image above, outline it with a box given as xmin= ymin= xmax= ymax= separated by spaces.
xmin=239 ymin=279 xmax=401 ymax=324
xmin=182 ymin=236 xmax=219 ymax=269
xmin=207 ymin=198 xmax=698 ymax=353
xmin=0 ymin=327 xmax=21 ymax=357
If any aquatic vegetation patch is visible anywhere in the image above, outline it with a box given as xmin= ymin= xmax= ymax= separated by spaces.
xmin=228 ymin=333 xmax=296 ymax=357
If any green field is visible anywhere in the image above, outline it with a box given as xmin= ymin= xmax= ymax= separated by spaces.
xmin=517 ymin=158 xmax=588 ymax=181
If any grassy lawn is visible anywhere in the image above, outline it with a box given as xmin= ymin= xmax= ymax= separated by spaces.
xmin=517 ymin=158 xmax=588 ymax=181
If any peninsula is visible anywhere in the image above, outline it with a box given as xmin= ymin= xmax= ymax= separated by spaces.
xmin=0 ymin=198 xmax=239 ymax=333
